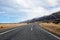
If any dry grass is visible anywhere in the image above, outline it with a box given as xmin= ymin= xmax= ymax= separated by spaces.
xmin=39 ymin=22 xmax=60 ymax=36
xmin=0 ymin=23 xmax=27 ymax=30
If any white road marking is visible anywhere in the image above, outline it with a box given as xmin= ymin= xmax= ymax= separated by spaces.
xmin=0 ymin=28 xmax=18 ymax=35
xmin=39 ymin=27 xmax=60 ymax=40
xmin=31 ymin=27 xmax=33 ymax=31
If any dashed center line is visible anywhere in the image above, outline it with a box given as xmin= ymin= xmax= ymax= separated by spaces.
xmin=31 ymin=27 xmax=33 ymax=31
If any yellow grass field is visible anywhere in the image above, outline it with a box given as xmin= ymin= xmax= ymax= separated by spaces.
xmin=39 ymin=23 xmax=60 ymax=36
xmin=0 ymin=23 xmax=27 ymax=30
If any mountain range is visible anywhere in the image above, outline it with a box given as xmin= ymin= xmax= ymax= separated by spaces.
xmin=21 ymin=11 xmax=60 ymax=23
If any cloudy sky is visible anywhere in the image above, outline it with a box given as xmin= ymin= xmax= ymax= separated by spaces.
xmin=0 ymin=0 xmax=60 ymax=23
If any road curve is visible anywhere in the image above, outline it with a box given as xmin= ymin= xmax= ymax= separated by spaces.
xmin=0 ymin=23 xmax=60 ymax=40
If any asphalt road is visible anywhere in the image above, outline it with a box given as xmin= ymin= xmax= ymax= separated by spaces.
xmin=0 ymin=23 xmax=60 ymax=40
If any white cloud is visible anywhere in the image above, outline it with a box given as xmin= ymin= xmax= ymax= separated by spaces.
xmin=0 ymin=12 xmax=5 ymax=14
xmin=43 ymin=0 xmax=60 ymax=6
xmin=0 ymin=0 xmax=60 ymax=22
xmin=26 ymin=7 xmax=48 ymax=18
xmin=48 ymin=7 xmax=60 ymax=14
xmin=16 ymin=0 xmax=60 ymax=20
xmin=16 ymin=0 xmax=32 ymax=8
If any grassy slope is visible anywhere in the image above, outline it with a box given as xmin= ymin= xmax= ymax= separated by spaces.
xmin=39 ymin=22 xmax=60 ymax=36
xmin=0 ymin=23 xmax=27 ymax=30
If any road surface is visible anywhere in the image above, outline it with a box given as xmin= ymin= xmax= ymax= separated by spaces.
xmin=0 ymin=23 xmax=60 ymax=40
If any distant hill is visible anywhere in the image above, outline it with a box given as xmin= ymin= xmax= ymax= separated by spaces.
xmin=21 ymin=11 xmax=60 ymax=23
xmin=39 ymin=11 xmax=60 ymax=22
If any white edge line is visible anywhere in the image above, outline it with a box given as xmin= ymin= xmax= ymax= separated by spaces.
xmin=0 ymin=28 xmax=18 ymax=35
xmin=39 ymin=26 xmax=60 ymax=39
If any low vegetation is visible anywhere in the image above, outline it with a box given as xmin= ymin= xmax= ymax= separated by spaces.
xmin=0 ymin=23 xmax=27 ymax=30
xmin=39 ymin=22 xmax=60 ymax=36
